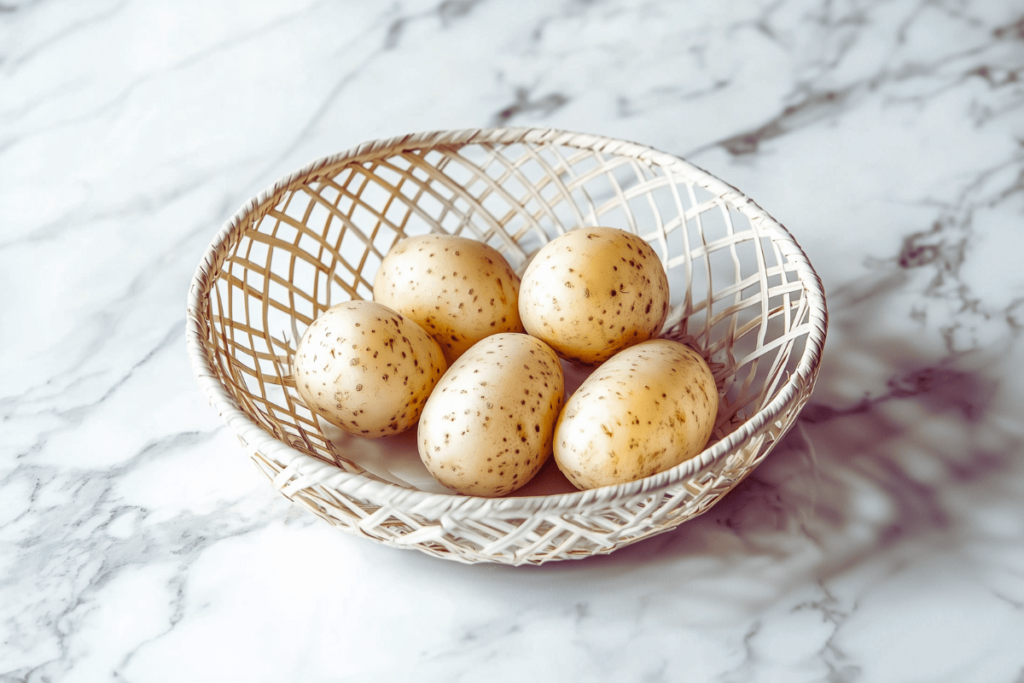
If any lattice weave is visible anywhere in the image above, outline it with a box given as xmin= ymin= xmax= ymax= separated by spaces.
xmin=186 ymin=128 xmax=827 ymax=565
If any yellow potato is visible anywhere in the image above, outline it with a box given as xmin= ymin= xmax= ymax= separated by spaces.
xmin=417 ymin=333 xmax=564 ymax=497
xmin=373 ymin=233 xmax=524 ymax=365
xmin=293 ymin=300 xmax=447 ymax=438
xmin=554 ymin=339 xmax=717 ymax=489
xmin=518 ymin=227 xmax=670 ymax=365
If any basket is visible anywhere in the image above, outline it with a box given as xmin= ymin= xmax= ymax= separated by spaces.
xmin=186 ymin=128 xmax=827 ymax=565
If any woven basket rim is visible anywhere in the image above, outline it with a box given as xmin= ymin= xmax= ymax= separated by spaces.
xmin=185 ymin=126 xmax=828 ymax=516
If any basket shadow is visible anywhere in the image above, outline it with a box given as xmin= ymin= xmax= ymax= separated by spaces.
xmin=505 ymin=325 xmax=1017 ymax=601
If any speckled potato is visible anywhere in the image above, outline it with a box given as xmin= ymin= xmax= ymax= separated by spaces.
xmin=417 ymin=333 xmax=565 ymax=497
xmin=554 ymin=339 xmax=718 ymax=490
xmin=518 ymin=227 xmax=670 ymax=365
xmin=293 ymin=300 xmax=447 ymax=438
xmin=373 ymin=233 xmax=525 ymax=365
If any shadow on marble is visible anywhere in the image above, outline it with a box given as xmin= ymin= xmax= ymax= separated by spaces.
xmin=491 ymin=305 xmax=1022 ymax=591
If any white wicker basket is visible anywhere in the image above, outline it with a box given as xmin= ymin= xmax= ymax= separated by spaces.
xmin=186 ymin=128 xmax=827 ymax=565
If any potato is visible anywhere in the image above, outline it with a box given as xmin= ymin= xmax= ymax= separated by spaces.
xmin=293 ymin=300 xmax=447 ymax=438
xmin=518 ymin=227 xmax=670 ymax=365
xmin=554 ymin=339 xmax=717 ymax=490
xmin=373 ymin=233 xmax=524 ymax=365
xmin=417 ymin=333 xmax=565 ymax=497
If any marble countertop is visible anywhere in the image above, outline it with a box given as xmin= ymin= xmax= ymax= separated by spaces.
xmin=3 ymin=0 xmax=1024 ymax=680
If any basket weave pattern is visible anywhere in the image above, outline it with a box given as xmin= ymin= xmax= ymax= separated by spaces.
xmin=186 ymin=128 xmax=827 ymax=565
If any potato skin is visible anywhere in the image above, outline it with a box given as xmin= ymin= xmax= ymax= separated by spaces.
xmin=293 ymin=301 xmax=447 ymax=438
xmin=373 ymin=233 xmax=524 ymax=365
xmin=417 ymin=334 xmax=565 ymax=497
xmin=518 ymin=227 xmax=670 ymax=365
xmin=554 ymin=339 xmax=718 ymax=490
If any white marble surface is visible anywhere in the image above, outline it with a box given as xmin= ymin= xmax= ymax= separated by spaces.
xmin=3 ymin=0 xmax=1024 ymax=680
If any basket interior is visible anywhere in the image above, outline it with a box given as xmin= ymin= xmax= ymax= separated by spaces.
xmin=198 ymin=139 xmax=815 ymax=490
